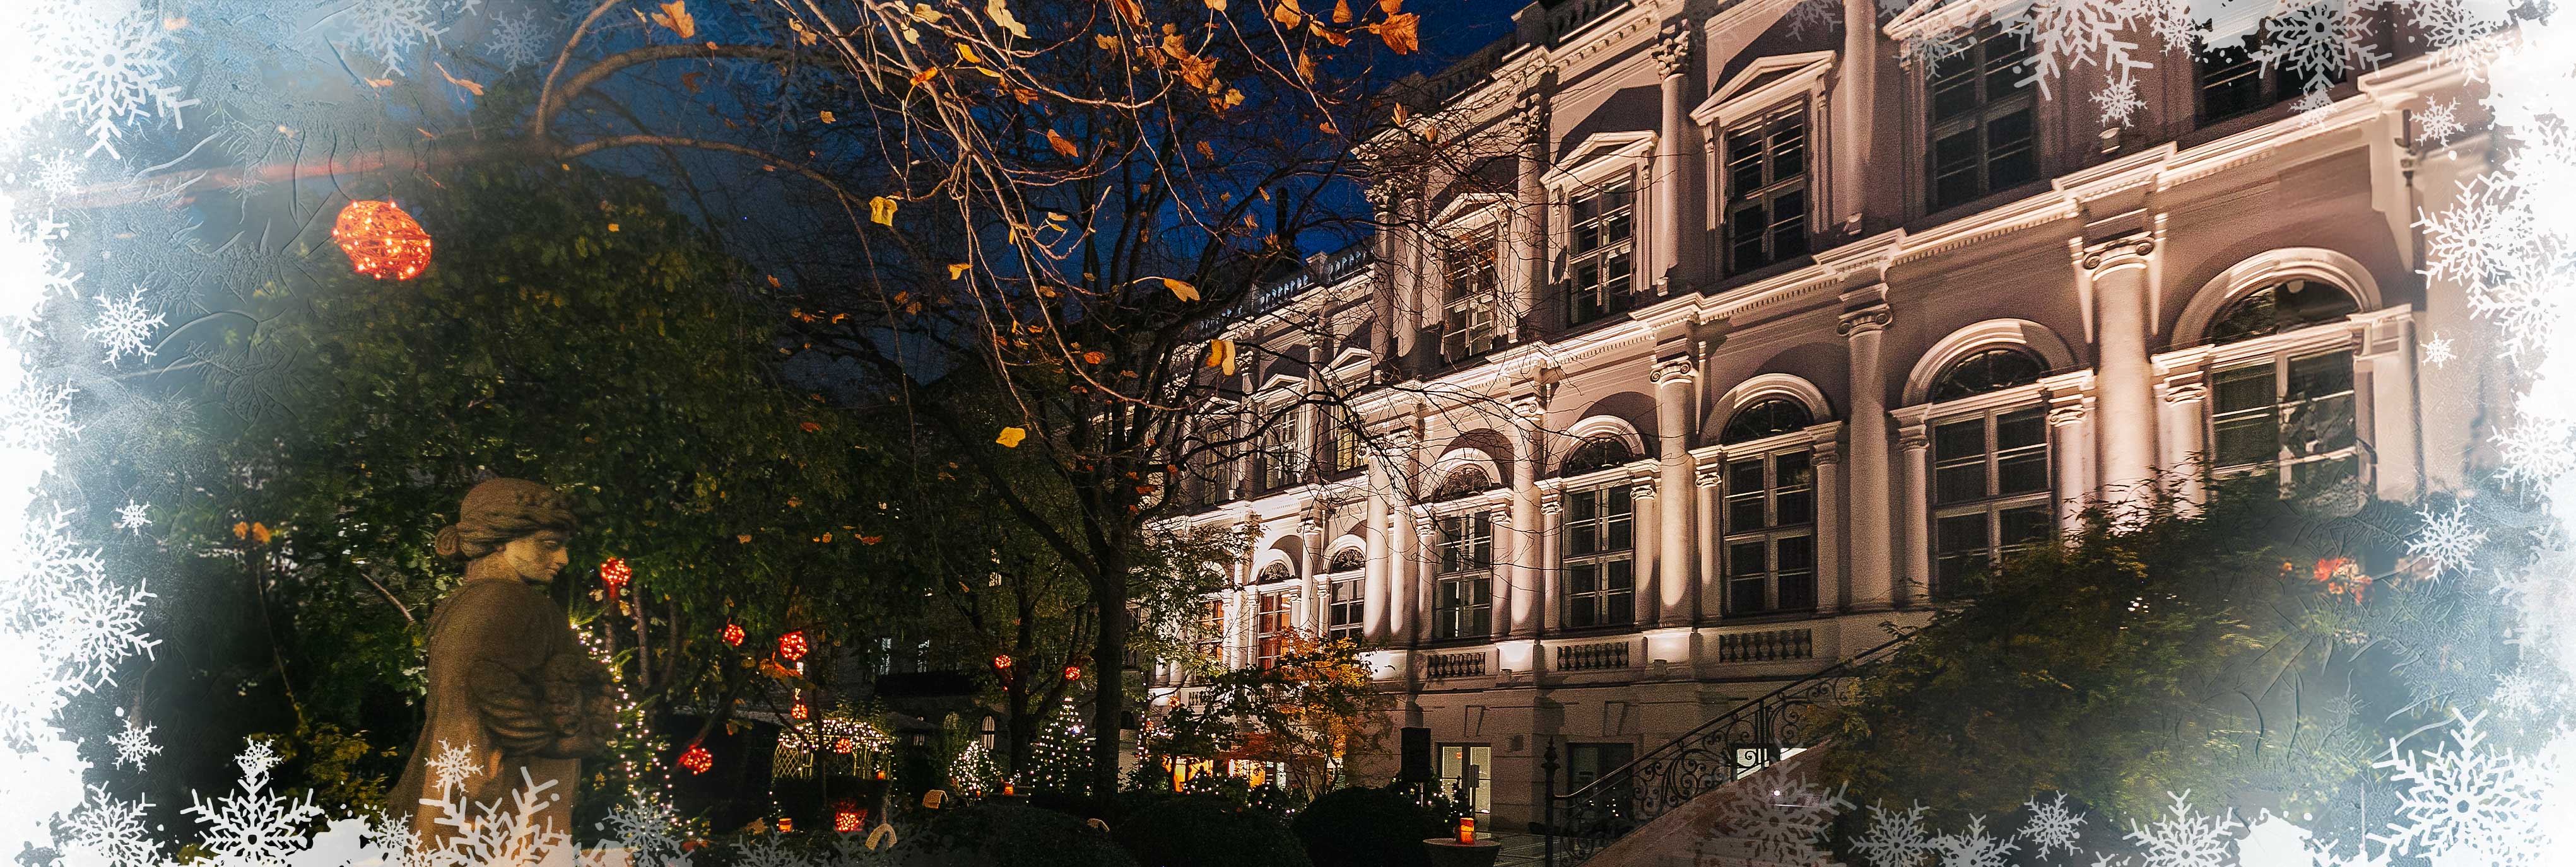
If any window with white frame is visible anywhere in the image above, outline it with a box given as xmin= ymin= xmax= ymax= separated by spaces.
xmin=1254 ymin=587 xmax=1291 ymax=669
xmin=1560 ymin=477 xmax=1635 ymax=630
xmin=1725 ymin=106 xmax=1809 ymax=274
xmin=1925 ymin=349 xmax=2052 ymax=596
xmin=1566 ymin=176 xmax=1637 ymax=327
xmin=1326 ymin=549 xmax=1365 ymax=642
xmin=1192 ymin=598 xmax=1225 ymax=665
xmin=1442 ymin=235 xmax=1501 ymax=360
xmin=1254 ymin=409 xmax=1302 ymax=491
xmin=2204 ymin=280 xmax=2363 ymax=498
xmin=1927 ymin=22 xmax=2037 ymax=210
xmin=1186 ymin=419 xmax=1236 ymax=507
xmin=1433 ymin=514 xmax=1493 ymax=640
xmin=1719 ymin=399 xmax=1818 ymax=615
xmin=1326 ymin=401 xmax=1364 ymax=475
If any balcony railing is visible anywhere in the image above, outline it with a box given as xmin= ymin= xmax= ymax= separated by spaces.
xmin=1715 ymin=628 xmax=1814 ymax=663
xmin=1554 ymin=641 xmax=1631 ymax=672
xmin=1426 ymin=651 xmax=1486 ymax=679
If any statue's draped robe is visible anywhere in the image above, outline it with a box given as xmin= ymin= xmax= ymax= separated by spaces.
xmin=389 ymin=575 xmax=615 ymax=846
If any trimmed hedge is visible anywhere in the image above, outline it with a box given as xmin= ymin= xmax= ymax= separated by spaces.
xmin=1289 ymin=786 xmax=1440 ymax=867
xmin=890 ymin=803 xmax=1136 ymax=867
xmin=1114 ymin=794 xmax=1310 ymax=867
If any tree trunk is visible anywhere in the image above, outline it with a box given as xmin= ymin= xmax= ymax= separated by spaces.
xmin=1088 ymin=546 xmax=1130 ymax=811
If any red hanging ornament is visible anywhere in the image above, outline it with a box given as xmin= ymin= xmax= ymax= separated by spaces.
xmin=599 ymin=557 xmax=633 ymax=595
xmin=992 ymin=654 xmax=1013 ymax=670
xmin=678 ymin=744 xmax=714 ymax=774
xmin=1062 ymin=665 xmax=1081 ymax=681
xmin=778 ymin=631 xmax=810 ymax=662
xmin=331 ymin=201 xmax=433 ymax=280
xmin=791 ymin=699 xmax=810 ymax=720
xmin=833 ymin=802 xmax=866 ymax=834
xmin=833 ymin=736 xmax=855 ymax=754
xmin=721 ymin=623 xmax=745 ymax=646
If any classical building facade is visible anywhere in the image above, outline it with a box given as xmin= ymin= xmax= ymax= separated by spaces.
xmin=1144 ymin=0 xmax=2497 ymax=829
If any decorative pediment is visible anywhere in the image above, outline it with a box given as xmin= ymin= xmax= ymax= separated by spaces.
xmin=1693 ymin=50 xmax=1836 ymax=128
xmin=1543 ymin=130 xmax=1656 ymax=187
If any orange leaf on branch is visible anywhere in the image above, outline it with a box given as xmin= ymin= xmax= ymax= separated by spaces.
xmin=650 ymin=1 xmax=697 ymax=39
xmin=1047 ymin=129 xmax=1081 ymax=158
xmin=1377 ymin=12 xmax=1418 ymax=54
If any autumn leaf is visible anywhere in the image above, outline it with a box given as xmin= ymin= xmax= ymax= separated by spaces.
xmin=363 ymin=78 xmax=395 ymax=88
xmin=799 ymin=421 xmax=821 ymax=433
xmin=986 ymin=0 xmax=1028 ymax=38
xmin=433 ymin=62 xmax=484 ymax=95
xmin=232 ymin=521 xmax=249 ymax=540
xmin=1206 ymin=339 xmax=1237 ymax=375
xmin=250 ymin=523 xmax=273 ymax=544
xmin=1206 ymin=0 xmax=1228 ymax=9
xmin=1380 ymin=0 xmax=1402 ymax=12
xmin=650 ymin=0 xmax=697 ymax=38
xmin=1112 ymin=0 xmax=1146 ymax=26
xmin=911 ymin=3 xmax=944 ymax=23
xmin=870 ymin=196 xmax=899 ymax=225
xmin=955 ymin=43 xmax=984 ymax=65
xmin=1196 ymin=140 xmax=1216 ymax=159
xmin=996 ymin=427 xmax=1028 ymax=447
xmin=1332 ymin=0 xmax=1353 ymax=23
xmin=681 ymin=71 xmax=705 ymax=92
xmin=909 ymin=67 xmax=939 ymax=87
xmin=1162 ymin=277 xmax=1200 ymax=301
xmin=1094 ymin=34 xmax=1122 ymax=50
xmin=949 ymin=263 xmax=972 ymax=279
xmin=1083 ymin=351 xmax=1107 ymax=364
xmin=1047 ymin=128 xmax=1080 ymax=158
xmin=861 ymin=535 xmax=885 ymax=545
xmin=1224 ymin=88 xmax=1244 ymax=108
xmin=819 ymin=110 xmax=837 ymax=124
xmin=788 ymin=17 xmax=820 ymax=45
xmin=738 ymin=533 xmax=753 ymax=544
xmin=1296 ymin=50 xmax=1315 ymax=82
xmin=1378 ymin=11 xmax=1418 ymax=53
xmin=1271 ymin=1 xmax=1303 ymax=26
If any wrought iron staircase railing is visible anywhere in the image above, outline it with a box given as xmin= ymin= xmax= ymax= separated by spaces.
xmin=1538 ymin=635 xmax=1910 ymax=866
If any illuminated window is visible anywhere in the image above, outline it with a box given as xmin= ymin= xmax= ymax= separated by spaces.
xmin=1561 ymin=485 xmax=1634 ymax=629
xmin=1726 ymin=107 xmax=1809 ymax=273
xmin=1433 ymin=515 xmax=1492 ymax=640
xmin=1566 ymin=177 xmax=1636 ymax=327
xmin=1927 ymin=23 xmax=2037 ymax=209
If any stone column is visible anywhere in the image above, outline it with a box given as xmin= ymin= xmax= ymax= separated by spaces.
xmin=1490 ymin=504 xmax=1517 ymax=643
xmin=1838 ymin=303 xmax=1896 ymax=610
xmin=2048 ymin=396 xmax=2093 ymax=530
xmin=2357 ymin=313 xmax=2423 ymax=502
xmin=1652 ymin=22 xmax=1701 ymax=292
xmin=1394 ymin=191 xmax=1424 ymax=366
xmin=1369 ymin=184 xmax=1399 ymax=371
xmin=1386 ymin=429 xmax=1420 ymax=643
xmin=2160 ymin=366 xmax=2209 ymax=506
xmin=1897 ymin=424 xmax=1931 ymax=604
xmin=1629 ymin=480 xmax=1659 ymax=625
xmin=1832 ymin=0 xmax=1881 ymax=229
xmin=1649 ymin=357 xmax=1698 ymax=626
xmin=1512 ymin=90 xmax=1549 ymax=340
xmin=1300 ymin=516 xmax=1326 ymax=632
xmin=1539 ymin=489 xmax=1564 ymax=634
xmin=2086 ymin=238 xmax=2159 ymax=499
xmin=1509 ymin=396 xmax=1545 ymax=638
xmin=1694 ymin=463 xmax=1722 ymax=620
xmin=1811 ymin=441 xmax=1845 ymax=613
xmin=1363 ymin=465 xmax=1391 ymax=643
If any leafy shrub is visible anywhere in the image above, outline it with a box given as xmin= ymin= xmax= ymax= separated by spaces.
xmin=888 ymin=803 xmax=1135 ymax=867
xmin=1114 ymin=794 xmax=1310 ymax=867
xmin=1290 ymin=786 xmax=1440 ymax=867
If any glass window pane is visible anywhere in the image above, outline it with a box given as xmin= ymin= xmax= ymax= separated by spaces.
xmin=1936 ymin=463 xmax=1987 ymax=505
xmin=2213 ymin=366 xmax=2274 ymax=412
xmin=1934 ymin=419 xmax=1987 ymax=462
xmin=2288 ymin=351 xmax=2354 ymax=400
xmin=1997 ymin=408 xmax=2047 ymax=449
xmin=2214 ymin=414 xmax=2279 ymax=468
xmin=1776 ymin=535 xmax=1815 ymax=611
xmin=1997 ymin=451 xmax=2049 ymax=495
xmin=2000 ymin=505 xmax=2054 ymax=549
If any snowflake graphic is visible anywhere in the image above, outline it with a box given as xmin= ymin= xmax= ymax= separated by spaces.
xmin=29 ymin=153 xmax=84 ymax=200
xmin=2371 ymin=712 xmax=2553 ymax=860
xmin=2489 ymin=669 xmax=2553 ymax=720
xmin=39 ymin=6 xmax=198 ymax=158
xmin=84 ymin=287 xmax=163 ymax=367
xmin=109 ymin=718 xmax=158 ymax=771
xmin=2416 ymin=98 xmax=2466 ymax=146
xmin=1852 ymin=801 xmax=1938 ymax=867
xmin=485 ymin=10 xmax=550 ymax=71
xmin=2019 ymin=791 xmax=2086 ymax=858
xmin=1709 ymin=775 xmax=1852 ymax=864
xmin=1997 ymin=0 xmax=2148 ymax=100
xmin=2093 ymin=73 xmax=2145 ymax=127
xmin=2261 ymin=0 xmax=2389 ymax=88
xmin=2290 ymin=87 xmax=2337 ymax=125
xmin=2124 ymin=791 xmax=2240 ymax=867
xmin=2420 ymin=334 xmax=2456 ymax=367
xmin=61 ymin=784 xmax=158 ymax=867
xmin=426 ymin=738 xmax=479 ymax=796
xmin=334 ymin=0 xmax=469 ymax=74
xmin=182 ymin=739 xmax=322 ymax=866
xmin=2407 ymin=502 xmax=2488 ymax=576
xmin=2406 ymin=0 xmax=2512 ymax=67
xmin=111 ymin=499 xmax=150 ymax=535
xmin=1935 ymin=815 xmax=2019 ymax=867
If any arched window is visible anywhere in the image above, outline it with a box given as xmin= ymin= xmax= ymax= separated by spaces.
xmin=1256 ymin=562 xmax=1293 ymax=584
xmin=1324 ymin=549 xmax=1363 ymax=641
xmin=2206 ymin=279 xmax=2360 ymax=345
xmin=1720 ymin=398 xmax=1814 ymax=445
xmin=1560 ymin=434 xmax=1633 ymax=475
xmin=1928 ymin=347 xmax=2046 ymax=403
xmin=1432 ymin=465 xmax=1492 ymax=501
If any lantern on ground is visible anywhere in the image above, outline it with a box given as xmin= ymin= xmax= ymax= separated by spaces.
xmin=1456 ymin=817 xmax=1476 ymax=844
xmin=331 ymin=200 xmax=432 ymax=280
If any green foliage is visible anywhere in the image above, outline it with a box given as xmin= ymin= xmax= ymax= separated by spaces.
xmin=1288 ymin=786 xmax=1438 ymax=867
xmin=1113 ymin=794 xmax=1310 ymax=867
xmin=1818 ymin=482 xmax=2434 ymax=825
xmin=1150 ymin=635 xmax=1384 ymax=798
xmin=249 ymin=723 xmax=398 ymax=816
xmin=1023 ymin=697 xmax=1090 ymax=796
xmin=890 ymin=803 xmax=1136 ymax=867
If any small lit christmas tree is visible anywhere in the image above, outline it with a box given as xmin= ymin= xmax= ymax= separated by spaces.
xmin=1024 ymin=696 xmax=1092 ymax=796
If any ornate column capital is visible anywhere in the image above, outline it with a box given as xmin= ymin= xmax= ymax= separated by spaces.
xmin=1812 ymin=441 xmax=1844 ymax=465
xmin=2047 ymin=404 xmax=2088 ymax=428
xmin=2081 ymin=236 xmax=2156 ymax=271
xmin=1630 ymin=483 xmax=1657 ymax=501
xmin=1539 ymin=489 xmax=1563 ymax=515
xmin=1510 ymin=393 xmax=1548 ymax=422
xmin=1694 ymin=466 xmax=1724 ymax=489
xmin=1837 ymin=305 xmax=1893 ymax=338
xmin=2162 ymin=383 xmax=2208 ymax=404
xmin=1652 ymin=21 xmax=1693 ymax=77
xmin=1649 ymin=355 xmax=1697 ymax=386
xmin=1897 ymin=426 xmax=1931 ymax=451
xmin=1516 ymin=91 xmax=1550 ymax=147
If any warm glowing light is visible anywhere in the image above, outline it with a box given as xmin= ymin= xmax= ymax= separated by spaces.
xmin=678 ymin=744 xmax=714 ymax=774
xmin=1062 ymin=665 xmax=1081 ymax=681
xmin=1456 ymin=817 xmax=1475 ymax=844
xmin=778 ymin=630 xmax=810 ymax=661
xmin=777 ymin=817 xmax=793 ymax=833
xmin=721 ymin=622 xmax=745 ymax=646
xmin=834 ymin=736 xmax=854 ymax=754
xmin=1002 ymin=781 xmax=1015 ymax=796
xmin=833 ymin=803 xmax=864 ymax=833
xmin=791 ymin=700 xmax=809 ymax=720
xmin=993 ymin=654 xmax=1013 ymax=670
xmin=599 ymin=556 xmax=633 ymax=593
xmin=331 ymin=200 xmax=433 ymax=280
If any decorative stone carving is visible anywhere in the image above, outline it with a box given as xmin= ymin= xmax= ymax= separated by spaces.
xmin=2163 ymin=383 xmax=2209 ymax=404
xmin=1812 ymin=441 xmax=1844 ymax=465
xmin=1897 ymin=427 xmax=1931 ymax=451
xmin=2081 ymin=237 xmax=2156 ymax=270
xmin=1653 ymin=21 xmax=1693 ymax=77
xmin=1837 ymin=306 xmax=1893 ymax=337
xmin=389 ymin=479 xmax=615 ymax=846
xmin=2048 ymin=404 xmax=2089 ymax=427
xmin=1517 ymin=91 xmax=1550 ymax=147
xmin=1649 ymin=355 xmax=1697 ymax=385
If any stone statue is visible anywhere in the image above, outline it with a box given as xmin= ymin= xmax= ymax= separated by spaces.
xmin=389 ymin=478 xmax=616 ymax=844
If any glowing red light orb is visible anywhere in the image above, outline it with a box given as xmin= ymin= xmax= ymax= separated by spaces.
xmin=721 ymin=623 xmax=744 ymax=646
xmin=992 ymin=654 xmax=1013 ymax=670
xmin=778 ymin=631 xmax=810 ymax=662
xmin=834 ymin=737 xmax=855 ymax=754
xmin=331 ymin=200 xmax=432 ymax=280
xmin=791 ymin=701 xmax=810 ymax=720
xmin=833 ymin=803 xmax=865 ymax=834
xmin=599 ymin=557 xmax=633 ymax=593
xmin=777 ymin=818 xmax=794 ymax=833
xmin=678 ymin=744 xmax=714 ymax=774
xmin=1062 ymin=665 xmax=1081 ymax=681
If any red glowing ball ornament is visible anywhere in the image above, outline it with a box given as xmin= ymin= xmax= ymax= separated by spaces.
xmin=678 ymin=744 xmax=714 ymax=774
xmin=1062 ymin=665 xmax=1081 ymax=681
xmin=720 ymin=623 xmax=745 ymax=646
xmin=833 ymin=803 xmax=866 ymax=834
xmin=331 ymin=200 xmax=432 ymax=280
xmin=992 ymin=654 xmax=1013 ymax=670
xmin=778 ymin=631 xmax=810 ymax=662
xmin=599 ymin=557 xmax=633 ymax=594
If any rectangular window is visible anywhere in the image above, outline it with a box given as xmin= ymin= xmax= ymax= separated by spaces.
xmin=1438 ymin=745 xmax=1495 ymax=815
xmin=1726 ymin=107 xmax=1810 ymax=274
xmin=1567 ymin=177 xmax=1637 ymax=327
xmin=1192 ymin=599 xmax=1225 ymax=665
xmin=1929 ymin=406 xmax=2053 ymax=595
xmin=1327 ymin=402 xmax=1363 ymax=474
xmin=1327 ymin=578 xmax=1363 ymax=642
xmin=1255 ymin=413 xmax=1301 ymax=491
xmin=1565 ymin=742 xmax=1635 ymax=791
xmin=1254 ymin=591 xmax=1291 ymax=669
xmin=1442 ymin=236 xmax=1500 ymax=361
xmin=1927 ymin=24 xmax=2037 ymax=210
xmin=2212 ymin=350 xmax=2360 ymax=496
xmin=1186 ymin=421 xmax=1235 ymax=508
xmin=2195 ymin=23 xmax=2368 ymax=125
xmin=1435 ymin=514 xmax=1493 ymax=641
xmin=1561 ymin=485 xmax=1636 ymax=629
xmin=1720 ymin=451 xmax=1817 ymax=616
